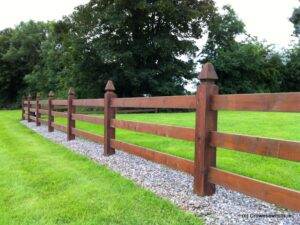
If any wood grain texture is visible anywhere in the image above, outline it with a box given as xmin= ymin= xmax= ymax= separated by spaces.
xmin=36 ymin=96 xmax=41 ymax=126
xmin=104 ymin=90 xmax=116 ymax=156
xmin=67 ymin=89 xmax=76 ymax=141
xmin=111 ymin=119 xmax=195 ymax=141
xmin=27 ymin=96 xmax=31 ymax=122
xmin=52 ymin=100 xmax=68 ymax=106
xmin=111 ymin=140 xmax=194 ymax=175
xmin=111 ymin=95 xmax=196 ymax=109
xmin=211 ymin=132 xmax=300 ymax=162
xmin=73 ymin=99 xmax=104 ymax=107
xmin=209 ymin=167 xmax=300 ymax=211
xmin=72 ymin=113 xmax=104 ymax=124
xmin=194 ymin=84 xmax=218 ymax=196
xmin=72 ymin=128 xmax=104 ymax=143
xmin=48 ymin=94 xmax=54 ymax=132
xmin=212 ymin=92 xmax=300 ymax=112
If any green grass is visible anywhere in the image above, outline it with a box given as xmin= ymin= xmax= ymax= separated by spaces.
xmin=0 ymin=110 xmax=202 ymax=225
xmin=54 ymin=111 xmax=300 ymax=191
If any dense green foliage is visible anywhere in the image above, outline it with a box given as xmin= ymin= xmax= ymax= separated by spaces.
xmin=0 ymin=110 xmax=203 ymax=225
xmin=0 ymin=22 xmax=50 ymax=107
xmin=290 ymin=6 xmax=300 ymax=36
xmin=0 ymin=1 xmax=299 ymax=108
xmin=53 ymin=110 xmax=300 ymax=191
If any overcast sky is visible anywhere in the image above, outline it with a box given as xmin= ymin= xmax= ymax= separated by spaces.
xmin=0 ymin=0 xmax=299 ymax=48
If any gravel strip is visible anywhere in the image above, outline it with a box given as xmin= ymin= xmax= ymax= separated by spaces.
xmin=21 ymin=121 xmax=300 ymax=225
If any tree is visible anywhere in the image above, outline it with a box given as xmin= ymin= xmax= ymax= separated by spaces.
xmin=200 ymin=5 xmax=285 ymax=94
xmin=210 ymin=40 xmax=284 ymax=94
xmin=0 ymin=21 xmax=50 ymax=107
xmin=282 ymin=46 xmax=300 ymax=92
xmin=290 ymin=6 xmax=300 ymax=37
xmin=0 ymin=28 xmax=15 ymax=107
xmin=201 ymin=5 xmax=245 ymax=61
xmin=63 ymin=0 xmax=217 ymax=97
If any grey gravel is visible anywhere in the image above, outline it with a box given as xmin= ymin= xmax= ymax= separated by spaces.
xmin=21 ymin=121 xmax=300 ymax=225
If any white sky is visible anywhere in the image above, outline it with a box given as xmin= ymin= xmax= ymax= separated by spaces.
xmin=0 ymin=0 xmax=299 ymax=48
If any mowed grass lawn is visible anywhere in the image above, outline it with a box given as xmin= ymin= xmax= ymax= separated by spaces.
xmin=0 ymin=110 xmax=202 ymax=225
xmin=54 ymin=110 xmax=300 ymax=191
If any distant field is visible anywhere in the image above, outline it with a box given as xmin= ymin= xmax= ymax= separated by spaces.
xmin=54 ymin=111 xmax=300 ymax=191
xmin=0 ymin=110 xmax=202 ymax=225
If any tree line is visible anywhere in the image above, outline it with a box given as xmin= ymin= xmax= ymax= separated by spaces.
xmin=0 ymin=0 xmax=299 ymax=108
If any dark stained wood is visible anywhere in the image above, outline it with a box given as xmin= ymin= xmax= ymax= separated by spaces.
xmin=72 ymin=128 xmax=104 ymax=143
xmin=194 ymin=63 xmax=218 ymax=196
xmin=104 ymin=80 xmax=117 ymax=156
xmin=48 ymin=91 xmax=54 ymax=132
xmin=211 ymin=132 xmax=300 ymax=162
xmin=27 ymin=95 xmax=31 ymax=122
xmin=111 ymin=119 xmax=195 ymax=141
xmin=52 ymin=111 xmax=68 ymax=118
xmin=72 ymin=113 xmax=104 ymax=124
xmin=111 ymin=140 xmax=194 ymax=175
xmin=209 ymin=167 xmax=300 ymax=211
xmin=52 ymin=123 xmax=67 ymax=133
xmin=21 ymin=96 xmax=25 ymax=120
xmin=67 ymin=88 xmax=76 ymax=141
xmin=52 ymin=99 xmax=68 ymax=106
xmin=111 ymin=95 xmax=196 ymax=109
xmin=73 ymin=99 xmax=104 ymax=107
xmin=36 ymin=94 xmax=41 ymax=126
xmin=117 ymin=108 xmax=158 ymax=113
xmin=212 ymin=92 xmax=300 ymax=112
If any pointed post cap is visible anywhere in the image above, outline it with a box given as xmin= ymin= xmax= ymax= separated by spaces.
xmin=105 ymin=80 xmax=115 ymax=92
xmin=68 ymin=87 xmax=75 ymax=96
xmin=199 ymin=63 xmax=218 ymax=83
xmin=48 ymin=91 xmax=55 ymax=98
xmin=28 ymin=93 xmax=32 ymax=99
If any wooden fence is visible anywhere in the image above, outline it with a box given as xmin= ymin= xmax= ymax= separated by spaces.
xmin=21 ymin=63 xmax=300 ymax=211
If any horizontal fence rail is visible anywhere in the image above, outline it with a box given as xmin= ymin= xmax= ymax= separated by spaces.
xmin=111 ymin=95 xmax=196 ymax=109
xmin=21 ymin=63 xmax=300 ymax=212
xmin=52 ymin=100 xmax=68 ymax=106
xmin=72 ymin=128 xmax=104 ymax=143
xmin=72 ymin=113 xmax=104 ymax=124
xmin=73 ymin=99 xmax=104 ymax=107
xmin=111 ymin=139 xmax=195 ymax=175
xmin=209 ymin=167 xmax=300 ymax=211
xmin=111 ymin=119 xmax=195 ymax=141
xmin=211 ymin=132 xmax=300 ymax=162
xmin=212 ymin=92 xmax=300 ymax=112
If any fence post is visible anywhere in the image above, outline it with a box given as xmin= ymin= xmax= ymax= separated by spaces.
xmin=194 ymin=63 xmax=218 ymax=196
xmin=21 ymin=95 xmax=25 ymax=120
xmin=36 ymin=93 xmax=41 ymax=126
xmin=48 ymin=91 xmax=54 ymax=132
xmin=27 ymin=94 xmax=31 ymax=122
xmin=104 ymin=80 xmax=117 ymax=156
xmin=67 ymin=88 xmax=76 ymax=141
